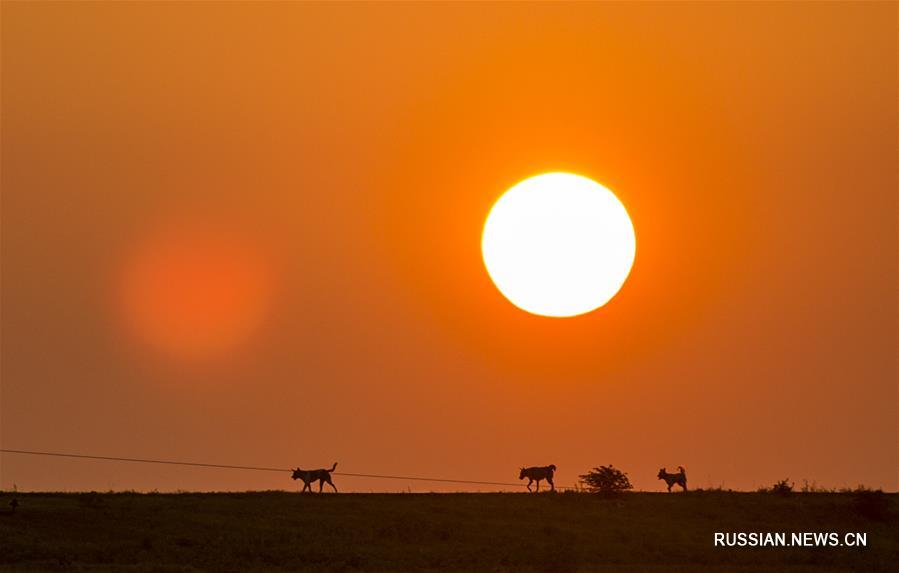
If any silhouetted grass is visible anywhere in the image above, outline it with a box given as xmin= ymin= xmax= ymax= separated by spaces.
xmin=0 ymin=491 xmax=896 ymax=572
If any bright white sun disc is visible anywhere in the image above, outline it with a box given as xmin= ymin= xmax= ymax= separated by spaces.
xmin=481 ymin=172 xmax=636 ymax=317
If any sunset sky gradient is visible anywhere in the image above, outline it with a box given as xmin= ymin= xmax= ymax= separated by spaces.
xmin=2 ymin=2 xmax=896 ymax=492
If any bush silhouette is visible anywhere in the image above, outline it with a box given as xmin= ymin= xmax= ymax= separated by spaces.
xmin=758 ymin=479 xmax=793 ymax=495
xmin=579 ymin=465 xmax=633 ymax=494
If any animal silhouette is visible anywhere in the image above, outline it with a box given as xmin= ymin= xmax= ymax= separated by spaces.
xmin=657 ymin=466 xmax=687 ymax=492
xmin=519 ymin=464 xmax=556 ymax=492
xmin=292 ymin=463 xmax=338 ymax=493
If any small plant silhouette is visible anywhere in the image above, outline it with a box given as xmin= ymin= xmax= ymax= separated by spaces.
xmin=759 ymin=479 xmax=793 ymax=495
xmin=799 ymin=479 xmax=830 ymax=493
xmin=579 ymin=465 xmax=633 ymax=494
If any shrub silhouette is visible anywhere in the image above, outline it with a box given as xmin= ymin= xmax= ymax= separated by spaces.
xmin=579 ymin=465 xmax=632 ymax=494
xmin=759 ymin=479 xmax=793 ymax=495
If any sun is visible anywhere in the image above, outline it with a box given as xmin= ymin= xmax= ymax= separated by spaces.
xmin=481 ymin=172 xmax=636 ymax=317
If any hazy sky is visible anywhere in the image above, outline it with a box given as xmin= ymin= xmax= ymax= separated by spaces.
xmin=2 ymin=2 xmax=896 ymax=492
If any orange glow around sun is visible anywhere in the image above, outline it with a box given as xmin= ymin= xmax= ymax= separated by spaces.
xmin=118 ymin=221 xmax=275 ymax=362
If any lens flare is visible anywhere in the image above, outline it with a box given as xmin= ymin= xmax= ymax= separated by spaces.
xmin=118 ymin=221 xmax=274 ymax=361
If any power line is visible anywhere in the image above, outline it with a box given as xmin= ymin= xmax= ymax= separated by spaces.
xmin=0 ymin=449 xmax=287 ymax=473
xmin=0 ymin=449 xmax=568 ymax=490
xmin=334 ymin=471 xmax=525 ymax=488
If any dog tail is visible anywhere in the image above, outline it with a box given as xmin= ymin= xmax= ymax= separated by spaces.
xmin=328 ymin=462 xmax=338 ymax=472
xmin=677 ymin=465 xmax=685 ymax=474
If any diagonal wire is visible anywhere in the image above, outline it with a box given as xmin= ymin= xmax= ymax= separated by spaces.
xmin=1 ymin=448 xmax=576 ymax=489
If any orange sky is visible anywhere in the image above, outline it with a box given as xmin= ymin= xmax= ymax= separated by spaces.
xmin=2 ymin=2 xmax=896 ymax=492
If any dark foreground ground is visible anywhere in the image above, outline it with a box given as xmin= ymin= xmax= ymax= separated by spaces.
xmin=0 ymin=491 xmax=896 ymax=572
